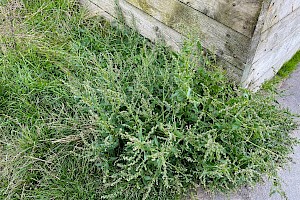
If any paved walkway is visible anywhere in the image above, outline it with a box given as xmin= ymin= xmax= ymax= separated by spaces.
xmin=274 ymin=65 xmax=300 ymax=200
xmin=197 ymin=65 xmax=300 ymax=200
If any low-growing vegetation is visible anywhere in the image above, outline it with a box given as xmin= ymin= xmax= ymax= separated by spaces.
xmin=0 ymin=0 xmax=298 ymax=199
xmin=263 ymin=51 xmax=300 ymax=90
xmin=277 ymin=51 xmax=300 ymax=78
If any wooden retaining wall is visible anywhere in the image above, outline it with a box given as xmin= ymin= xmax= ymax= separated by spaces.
xmin=81 ymin=0 xmax=300 ymax=90
xmin=242 ymin=0 xmax=300 ymax=89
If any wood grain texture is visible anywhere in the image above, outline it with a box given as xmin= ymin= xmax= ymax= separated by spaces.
xmin=81 ymin=0 xmax=300 ymax=90
xmin=248 ymin=40 xmax=300 ymax=91
xmin=85 ymin=0 xmax=184 ymax=51
xmin=262 ymin=0 xmax=300 ymax=32
xmin=79 ymin=0 xmax=114 ymax=20
xmin=126 ymin=0 xmax=250 ymax=69
xmin=178 ymin=0 xmax=263 ymax=37
xmin=81 ymin=0 xmax=244 ymax=81
xmin=253 ymin=8 xmax=300 ymax=63
xmin=241 ymin=0 xmax=271 ymax=88
xmin=243 ymin=7 xmax=300 ymax=90
xmin=249 ymin=35 xmax=300 ymax=90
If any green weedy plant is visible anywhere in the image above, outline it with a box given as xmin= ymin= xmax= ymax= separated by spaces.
xmin=0 ymin=0 xmax=298 ymax=199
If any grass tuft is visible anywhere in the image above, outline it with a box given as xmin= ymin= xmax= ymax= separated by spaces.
xmin=263 ymin=51 xmax=300 ymax=90
xmin=277 ymin=51 xmax=300 ymax=78
xmin=0 ymin=0 xmax=298 ymax=199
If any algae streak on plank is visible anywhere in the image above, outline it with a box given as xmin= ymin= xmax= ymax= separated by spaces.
xmin=81 ymin=0 xmax=244 ymax=80
xmin=126 ymin=0 xmax=250 ymax=69
xmin=82 ymin=0 xmax=184 ymax=51
xmin=178 ymin=0 xmax=263 ymax=38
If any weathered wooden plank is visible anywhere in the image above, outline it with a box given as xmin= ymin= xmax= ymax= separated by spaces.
xmin=81 ymin=0 xmax=244 ymax=81
xmin=248 ymin=43 xmax=300 ymax=91
xmin=79 ymin=0 xmax=300 ymax=90
xmin=262 ymin=0 xmax=300 ymax=32
xmin=85 ymin=0 xmax=184 ymax=51
xmin=126 ymin=0 xmax=250 ymax=69
xmin=252 ymin=7 xmax=300 ymax=63
xmin=80 ymin=0 xmax=255 ymax=83
xmin=249 ymin=34 xmax=300 ymax=90
xmin=220 ymin=59 xmax=243 ymax=82
xmin=85 ymin=0 xmax=116 ymax=16
xmin=178 ymin=0 xmax=263 ymax=38
xmin=250 ymin=8 xmax=300 ymax=77
xmin=242 ymin=7 xmax=300 ymax=90
xmin=241 ymin=0 xmax=271 ymax=88
xmin=80 ymin=0 xmax=114 ymax=20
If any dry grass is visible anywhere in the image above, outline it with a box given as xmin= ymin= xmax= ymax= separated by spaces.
xmin=0 ymin=0 xmax=42 ymax=53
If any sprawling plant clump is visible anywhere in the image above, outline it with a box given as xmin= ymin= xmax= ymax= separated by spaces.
xmin=0 ymin=0 xmax=298 ymax=199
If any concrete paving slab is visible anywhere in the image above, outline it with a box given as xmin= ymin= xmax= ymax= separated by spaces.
xmin=275 ymin=65 xmax=300 ymax=200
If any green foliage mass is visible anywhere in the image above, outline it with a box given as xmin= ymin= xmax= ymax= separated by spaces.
xmin=0 ymin=0 xmax=298 ymax=199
